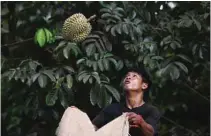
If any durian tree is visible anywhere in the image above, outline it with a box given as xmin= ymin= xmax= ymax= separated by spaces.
xmin=1 ymin=1 xmax=210 ymax=136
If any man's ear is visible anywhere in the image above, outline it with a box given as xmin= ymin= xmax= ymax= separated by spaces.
xmin=142 ymin=83 xmax=148 ymax=90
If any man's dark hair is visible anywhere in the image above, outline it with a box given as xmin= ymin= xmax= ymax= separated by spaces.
xmin=123 ymin=65 xmax=152 ymax=91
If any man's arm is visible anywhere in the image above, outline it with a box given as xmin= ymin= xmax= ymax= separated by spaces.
xmin=127 ymin=111 xmax=160 ymax=136
xmin=138 ymin=120 xmax=154 ymax=136
xmin=92 ymin=109 xmax=109 ymax=130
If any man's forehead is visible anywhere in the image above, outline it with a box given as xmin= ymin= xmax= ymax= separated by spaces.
xmin=126 ymin=71 xmax=141 ymax=76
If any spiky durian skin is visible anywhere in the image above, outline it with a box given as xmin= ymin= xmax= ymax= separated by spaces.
xmin=62 ymin=13 xmax=92 ymax=42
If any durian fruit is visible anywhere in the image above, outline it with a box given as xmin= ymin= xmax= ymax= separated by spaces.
xmin=62 ymin=13 xmax=96 ymax=42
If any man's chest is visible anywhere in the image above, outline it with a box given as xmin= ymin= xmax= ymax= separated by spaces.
xmin=105 ymin=105 xmax=150 ymax=122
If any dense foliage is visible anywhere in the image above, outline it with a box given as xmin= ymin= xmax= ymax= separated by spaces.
xmin=1 ymin=1 xmax=210 ymax=136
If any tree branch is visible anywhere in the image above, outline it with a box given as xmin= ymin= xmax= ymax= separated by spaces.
xmin=183 ymin=83 xmax=210 ymax=102
xmin=161 ymin=116 xmax=198 ymax=136
xmin=2 ymin=38 xmax=34 ymax=47
xmin=152 ymin=103 xmax=199 ymax=136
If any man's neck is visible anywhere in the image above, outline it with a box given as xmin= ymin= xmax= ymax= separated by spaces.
xmin=126 ymin=91 xmax=144 ymax=109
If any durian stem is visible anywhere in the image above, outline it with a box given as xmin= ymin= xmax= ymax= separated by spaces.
xmin=87 ymin=14 xmax=96 ymax=22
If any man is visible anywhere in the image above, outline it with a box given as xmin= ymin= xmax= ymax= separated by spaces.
xmin=92 ymin=67 xmax=161 ymax=136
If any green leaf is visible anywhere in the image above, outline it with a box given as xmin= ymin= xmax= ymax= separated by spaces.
xmin=42 ymin=70 xmax=56 ymax=82
xmin=170 ymin=42 xmax=176 ymax=50
xmin=6 ymin=69 xmax=16 ymax=81
xmin=116 ymin=24 xmax=122 ymax=34
xmin=185 ymin=19 xmax=193 ymax=27
xmin=163 ymin=35 xmax=172 ymax=44
xmin=104 ymin=53 xmax=114 ymax=58
xmin=193 ymin=19 xmax=201 ymax=31
xmin=174 ymin=62 xmax=188 ymax=74
xmin=103 ymin=59 xmax=109 ymax=71
xmin=134 ymin=19 xmax=142 ymax=25
xmin=101 ymin=35 xmax=112 ymax=52
xmin=113 ymin=15 xmax=122 ymax=21
xmin=115 ymin=7 xmax=124 ymax=13
xmin=145 ymin=11 xmax=151 ymax=23
xmin=137 ymin=55 xmax=144 ymax=62
xmin=63 ymin=45 xmax=71 ymax=59
xmin=111 ymin=26 xmax=116 ymax=36
xmin=100 ymin=74 xmax=110 ymax=83
xmin=94 ymin=53 xmax=100 ymax=60
xmin=143 ymin=55 xmax=150 ymax=65
xmin=131 ymin=10 xmax=137 ymax=20
xmin=101 ymin=13 xmax=113 ymax=19
xmin=156 ymin=68 xmax=165 ymax=77
xmin=83 ymin=75 xmax=91 ymax=84
xmin=52 ymin=110 xmax=59 ymax=120
xmin=182 ymin=104 xmax=188 ymax=112
xmin=78 ymin=72 xmax=88 ymax=81
xmin=26 ymin=78 xmax=33 ymax=87
xmin=113 ymin=10 xmax=124 ymax=17
xmin=55 ymin=69 xmax=61 ymax=80
xmin=98 ymin=59 xmax=104 ymax=71
xmin=104 ymin=84 xmax=120 ymax=101
xmin=104 ymin=90 xmax=112 ymax=107
xmin=66 ymin=74 xmax=73 ymax=89
xmin=77 ymin=58 xmax=86 ymax=65
xmin=55 ymin=77 xmax=65 ymax=89
xmin=116 ymin=60 xmax=124 ymax=71
xmin=170 ymin=65 xmax=180 ymax=80
xmin=151 ymin=56 xmax=164 ymax=60
xmin=97 ymin=88 xmax=103 ymax=108
xmin=92 ymin=72 xmax=101 ymax=84
xmin=94 ymin=41 xmax=104 ymax=54
xmin=86 ymin=44 xmax=96 ymax=56
xmin=86 ymin=60 xmax=92 ymax=67
xmin=38 ymin=74 xmax=48 ymax=88
xmin=32 ymin=73 xmax=40 ymax=83
xmin=199 ymin=47 xmax=203 ymax=59
xmin=192 ymin=44 xmax=198 ymax=55
xmin=54 ymin=41 xmax=67 ymax=52
xmin=82 ymin=38 xmax=96 ymax=47
xmin=89 ymin=77 xmax=93 ymax=84
xmin=90 ymin=84 xmax=100 ymax=105
xmin=108 ymin=58 xmax=118 ymax=68
xmin=35 ymin=28 xmax=46 ymax=47
xmin=105 ymin=24 xmax=113 ymax=32
xmin=168 ymin=105 xmax=175 ymax=112
xmin=59 ymin=89 xmax=68 ymax=109
xmin=43 ymin=28 xmax=51 ymax=43
xmin=25 ymin=95 xmax=33 ymax=107
xmin=46 ymin=89 xmax=58 ymax=106
xmin=203 ymin=13 xmax=209 ymax=19
xmin=177 ymin=54 xmax=192 ymax=63
xmin=29 ymin=61 xmax=38 ymax=71
xmin=173 ymin=41 xmax=182 ymax=48
xmin=100 ymin=8 xmax=111 ymax=14
xmin=98 ymin=87 xmax=112 ymax=108
xmin=70 ymin=43 xmax=81 ymax=57
xmin=63 ymin=66 xmax=75 ymax=73
xmin=129 ymin=26 xmax=135 ymax=40
xmin=93 ymin=62 xmax=98 ymax=71
xmin=122 ymin=24 xmax=129 ymax=35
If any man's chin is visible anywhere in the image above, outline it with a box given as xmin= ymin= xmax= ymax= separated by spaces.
xmin=124 ymin=88 xmax=139 ymax=92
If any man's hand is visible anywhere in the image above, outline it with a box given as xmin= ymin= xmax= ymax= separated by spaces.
xmin=126 ymin=112 xmax=144 ymax=128
xmin=126 ymin=112 xmax=155 ymax=136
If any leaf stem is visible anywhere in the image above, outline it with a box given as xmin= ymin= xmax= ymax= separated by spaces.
xmin=87 ymin=15 xmax=97 ymax=22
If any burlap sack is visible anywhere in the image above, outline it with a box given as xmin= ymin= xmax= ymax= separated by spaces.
xmin=56 ymin=107 xmax=129 ymax=136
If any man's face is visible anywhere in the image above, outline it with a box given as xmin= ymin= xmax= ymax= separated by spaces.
xmin=123 ymin=71 xmax=148 ymax=92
